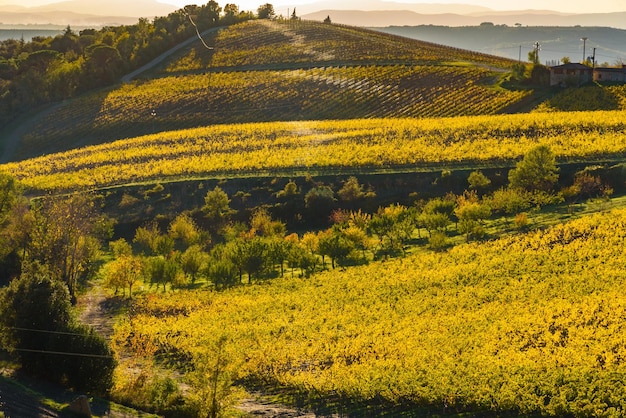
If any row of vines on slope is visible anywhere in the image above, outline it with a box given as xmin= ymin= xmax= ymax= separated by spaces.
xmin=16 ymin=65 xmax=527 ymax=158
xmin=165 ymin=19 xmax=516 ymax=72
xmin=4 ymin=111 xmax=626 ymax=191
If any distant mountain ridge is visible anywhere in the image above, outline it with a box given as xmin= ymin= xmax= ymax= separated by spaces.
xmin=377 ymin=25 xmax=626 ymax=67
xmin=0 ymin=0 xmax=176 ymax=26
xmin=303 ymin=10 xmax=626 ymax=29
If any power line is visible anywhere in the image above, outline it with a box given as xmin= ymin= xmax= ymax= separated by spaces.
xmin=8 ymin=326 xmax=97 ymax=337
xmin=185 ymin=11 xmax=214 ymax=51
xmin=8 ymin=347 xmax=113 ymax=359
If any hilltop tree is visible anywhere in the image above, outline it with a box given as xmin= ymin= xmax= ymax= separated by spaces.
xmin=257 ymin=3 xmax=275 ymax=19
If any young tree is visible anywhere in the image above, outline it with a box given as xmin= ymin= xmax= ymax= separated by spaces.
xmin=203 ymin=186 xmax=235 ymax=228
xmin=509 ymin=145 xmax=559 ymax=192
xmin=318 ymin=229 xmax=354 ymax=269
xmin=467 ymin=170 xmax=491 ymax=193
xmin=168 ymin=213 xmax=202 ymax=251
xmin=337 ymin=176 xmax=365 ymax=203
xmin=181 ymin=244 xmax=209 ymax=284
xmin=104 ymin=254 xmax=143 ymax=298
xmin=28 ymin=193 xmax=112 ymax=302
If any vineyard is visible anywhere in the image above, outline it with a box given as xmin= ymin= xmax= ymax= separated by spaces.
xmin=11 ymin=19 xmax=524 ymax=160
xmin=4 ymin=110 xmax=626 ymax=191
xmin=164 ymin=19 xmax=516 ymax=72
xmin=113 ymin=208 xmax=626 ymax=416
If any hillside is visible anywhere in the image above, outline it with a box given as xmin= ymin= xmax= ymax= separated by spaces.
xmin=115 ymin=207 xmax=626 ymax=416
xmin=6 ymin=110 xmax=626 ymax=193
xmin=6 ymin=12 xmax=626 ymax=418
xmin=8 ymin=19 xmax=523 ymax=161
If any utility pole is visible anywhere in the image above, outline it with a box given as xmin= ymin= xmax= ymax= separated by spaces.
xmin=533 ymin=41 xmax=540 ymax=64
xmin=592 ymin=47 xmax=596 ymax=69
xmin=519 ymin=45 xmax=522 ymax=63
xmin=581 ymin=37 xmax=588 ymax=64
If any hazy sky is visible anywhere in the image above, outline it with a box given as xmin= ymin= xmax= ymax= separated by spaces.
xmin=3 ymin=0 xmax=625 ymax=14
xmin=161 ymin=0 xmax=626 ymax=14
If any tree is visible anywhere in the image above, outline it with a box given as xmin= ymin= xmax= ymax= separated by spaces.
xmin=168 ymin=213 xmax=202 ymax=251
xmin=222 ymin=4 xmax=240 ymax=24
xmin=28 ymin=193 xmax=112 ymax=302
xmin=508 ymin=145 xmax=559 ymax=192
xmin=337 ymin=176 xmax=365 ymax=203
xmin=304 ymin=186 xmax=336 ymax=225
xmin=455 ymin=192 xmax=491 ymax=242
xmin=83 ymin=44 xmax=123 ymax=85
xmin=104 ymin=254 xmax=143 ymax=298
xmin=249 ymin=208 xmax=285 ymax=237
xmin=0 ymin=264 xmax=115 ymax=393
xmin=467 ymin=170 xmax=491 ymax=192
xmin=487 ymin=187 xmax=531 ymax=222
xmin=528 ymin=49 xmax=539 ymax=65
xmin=203 ymin=186 xmax=234 ymax=227
xmin=181 ymin=244 xmax=209 ymax=283
xmin=324 ymin=15 xmax=332 ymax=24
xmin=318 ymin=229 xmax=354 ymax=269
xmin=186 ymin=336 xmax=239 ymax=418
xmin=257 ymin=3 xmax=275 ymax=19
xmin=291 ymin=8 xmax=299 ymax=20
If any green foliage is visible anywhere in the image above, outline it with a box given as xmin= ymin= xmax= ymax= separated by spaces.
xmin=27 ymin=193 xmax=111 ymax=301
xmin=304 ymin=186 xmax=336 ymax=224
xmin=508 ymin=145 xmax=559 ymax=192
xmin=467 ymin=170 xmax=491 ymax=191
xmin=257 ymin=3 xmax=275 ymax=19
xmin=337 ymin=176 xmax=365 ymax=202
xmin=0 ymin=265 xmax=115 ymax=394
xmin=203 ymin=186 xmax=234 ymax=226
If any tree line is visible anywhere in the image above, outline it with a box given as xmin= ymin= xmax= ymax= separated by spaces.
xmin=0 ymin=2 xmax=277 ymax=129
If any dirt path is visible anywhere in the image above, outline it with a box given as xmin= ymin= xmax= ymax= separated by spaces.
xmin=121 ymin=27 xmax=220 ymax=83
xmin=77 ymin=281 xmax=117 ymax=341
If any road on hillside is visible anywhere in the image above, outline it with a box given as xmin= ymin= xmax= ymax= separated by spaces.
xmin=121 ymin=27 xmax=221 ymax=83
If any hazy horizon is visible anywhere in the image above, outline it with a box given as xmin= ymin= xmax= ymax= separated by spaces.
xmin=1 ymin=0 xmax=625 ymax=15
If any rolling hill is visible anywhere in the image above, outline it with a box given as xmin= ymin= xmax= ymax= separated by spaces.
xmin=6 ymin=14 xmax=626 ymax=418
xmin=9 ymin=19 xmax=525 ymax=161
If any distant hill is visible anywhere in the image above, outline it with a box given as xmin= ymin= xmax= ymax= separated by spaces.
xmin=376 ymin=25 xmax=626 ymax=66
xmin=0 ymin=0 xmax=176 ymax=26
xmin=303 ymin=10 xmax=626 ymax=30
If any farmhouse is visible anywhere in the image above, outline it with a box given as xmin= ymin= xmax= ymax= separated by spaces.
xmin=549 ymin=64 xmax=626 ymax=86
xmin=549 ymin=63 xmax=593 ymax=87
xmin=593 ymin=65 xmax=626 ymax=83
